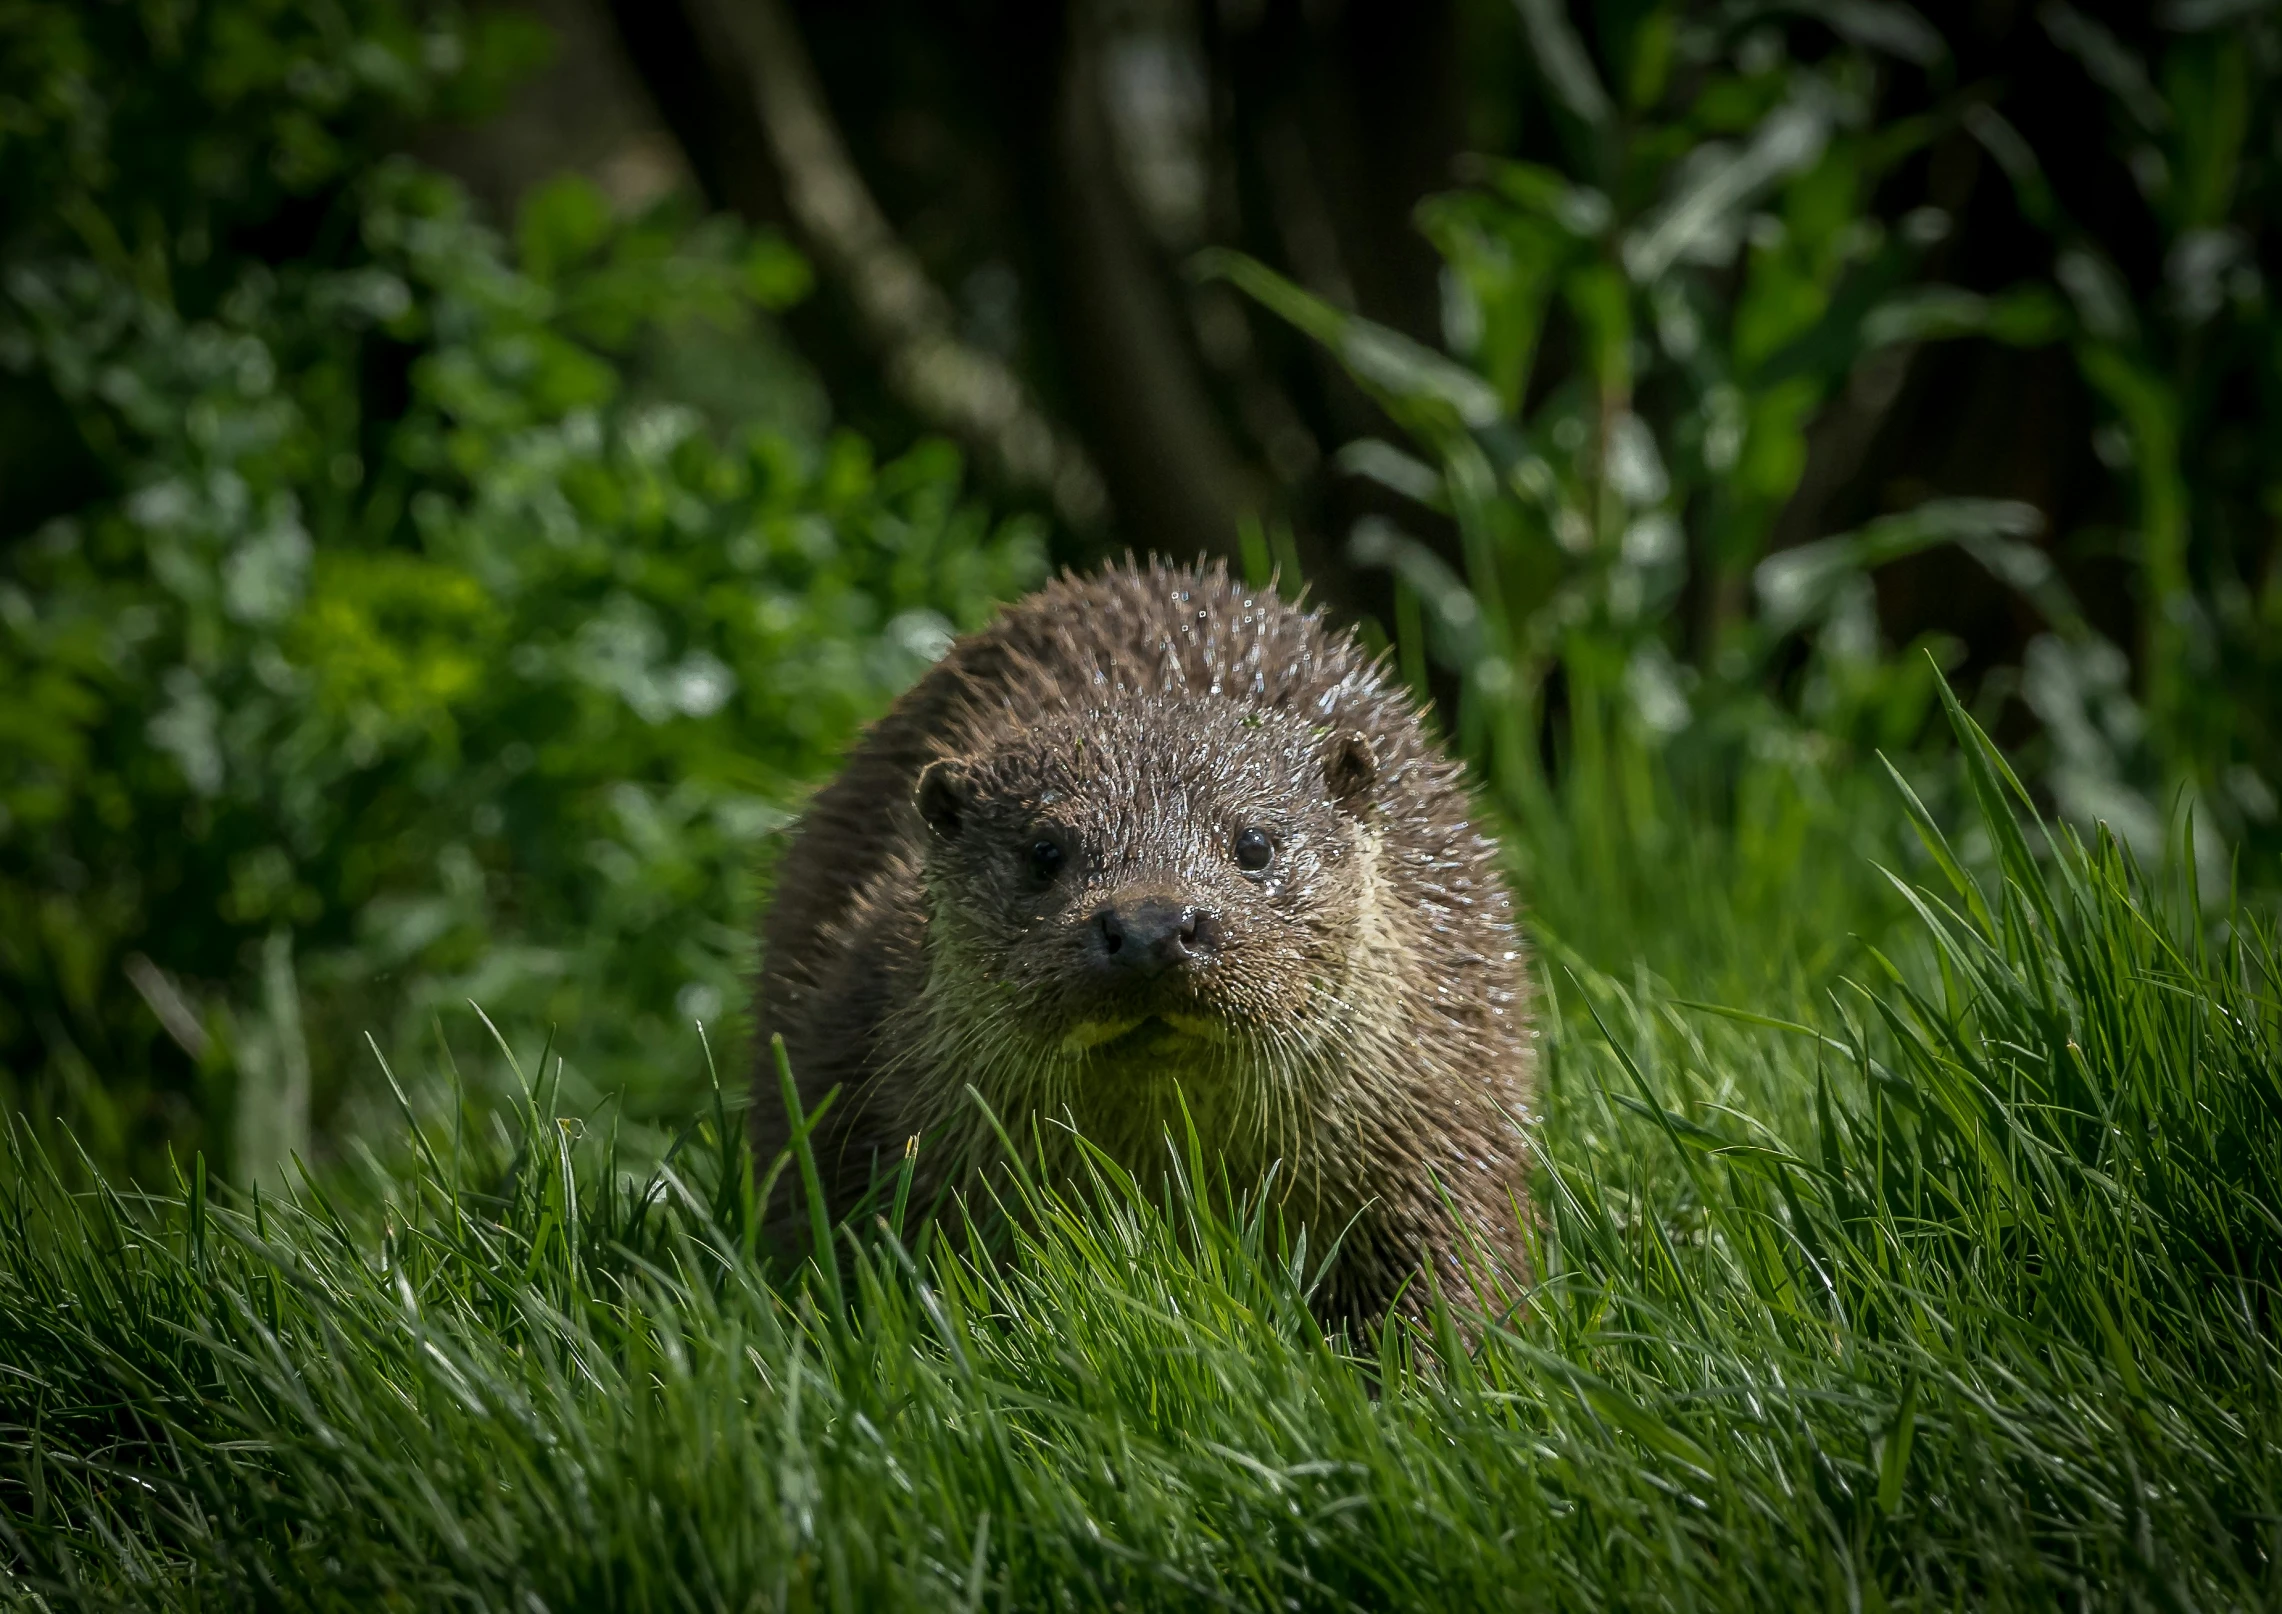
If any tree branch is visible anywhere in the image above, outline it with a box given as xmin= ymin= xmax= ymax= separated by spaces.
xmin=679 ymin=0 xmax=1107 ymax=528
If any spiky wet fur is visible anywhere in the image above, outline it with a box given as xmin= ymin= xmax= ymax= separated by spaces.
xmin=752 ymin=559 xmax=1535 ymax=1325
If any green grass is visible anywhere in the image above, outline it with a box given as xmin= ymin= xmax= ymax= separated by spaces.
xmin=3 ymin=695 xmax=2279 ymax=1610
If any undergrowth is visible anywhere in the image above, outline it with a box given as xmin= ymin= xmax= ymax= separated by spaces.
xmin=1 ymin=692 xmax=2278 ymax=1610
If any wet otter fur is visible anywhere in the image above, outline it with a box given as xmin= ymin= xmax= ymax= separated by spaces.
xmin=752 ymin=559 xmax=1534 ymax=1324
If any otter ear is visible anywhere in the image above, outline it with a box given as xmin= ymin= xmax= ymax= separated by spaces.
xmin=1323 ymin=728 xmax=1378 ymax=811
xmin=915 ymin=758 xmax=973 ymax=838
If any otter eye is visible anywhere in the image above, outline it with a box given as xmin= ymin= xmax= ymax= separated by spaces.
xmin=1233 ymin=826 xmax=1274 ymax=872
xmin=1028 ymin=839 xmax=1065 ymax=882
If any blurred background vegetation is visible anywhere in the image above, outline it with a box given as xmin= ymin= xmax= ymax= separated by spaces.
xmin=2 ymin=0 xmax=2275 ymax=1187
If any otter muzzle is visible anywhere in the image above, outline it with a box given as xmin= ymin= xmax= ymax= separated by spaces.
xmin=1092 ymin=897 xmax=1220 ymax=979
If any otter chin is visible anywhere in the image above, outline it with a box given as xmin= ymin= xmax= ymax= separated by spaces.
xmin=1062 ymin=1015 xmax=1228 ymax=1059
xmin=752 ymin=559 xmax=1537 ymax=1328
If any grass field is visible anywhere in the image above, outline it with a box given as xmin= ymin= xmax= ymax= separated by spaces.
xmin=4 ymin=693 xmax=2279 ymax=1611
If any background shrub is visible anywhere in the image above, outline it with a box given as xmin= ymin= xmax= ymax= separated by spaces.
xmin=0 ymin=3 xmax=1043 ymax=1182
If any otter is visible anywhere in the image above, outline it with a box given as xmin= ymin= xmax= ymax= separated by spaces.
xmin=751 ymin=559 xmax=1534 ymax=1324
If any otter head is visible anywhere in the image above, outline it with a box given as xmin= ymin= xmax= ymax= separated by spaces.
xmin=911 ymin=698 xmax=1383 ymax=1093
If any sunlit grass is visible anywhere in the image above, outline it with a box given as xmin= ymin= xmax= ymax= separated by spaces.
xmin=3 ymin=695 xmax=2277 ymax=1610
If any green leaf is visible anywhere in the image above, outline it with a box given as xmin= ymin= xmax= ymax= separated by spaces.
xmin=518 ymin=175 xmax=613 ymax=285
xmin=1196 ymin=248 xmax=1503 ymax=435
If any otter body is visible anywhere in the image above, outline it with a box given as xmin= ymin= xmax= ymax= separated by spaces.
xmin=753 ymin=560 xmax=1533 ymax=1323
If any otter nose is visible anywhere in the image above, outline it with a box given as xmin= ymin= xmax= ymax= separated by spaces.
xmin=1094 ymin=899 xmax=1217 ymax=977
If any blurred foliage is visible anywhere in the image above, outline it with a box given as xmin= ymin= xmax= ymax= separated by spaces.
xmin=0 ymin=1 xmax=1045 ymax=1183
xmin=1997 ymin=5 xmax=2282 ymax=879
xmin=1218 ymin=0 xmax=2281 ymax=918
xmin=6 ymin=0 xmax=2280 ymax=1186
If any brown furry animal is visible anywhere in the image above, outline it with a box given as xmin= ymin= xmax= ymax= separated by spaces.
xmin=751 ymin=559 xmax=1534 ymax=1324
